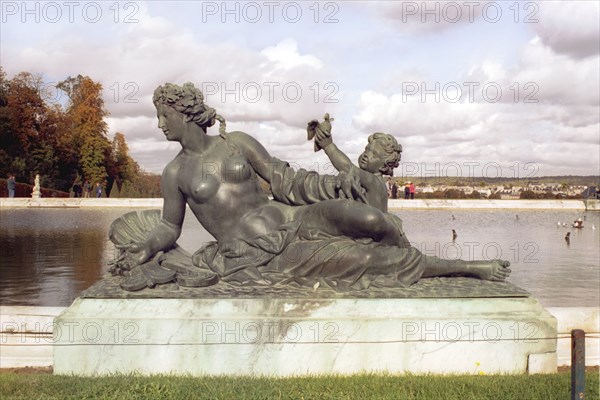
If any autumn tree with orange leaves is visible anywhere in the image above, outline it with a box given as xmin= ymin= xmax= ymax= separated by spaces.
xmin=0 ymin=67 xmax=160 ymax=196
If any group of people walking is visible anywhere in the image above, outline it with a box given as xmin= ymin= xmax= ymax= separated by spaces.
xmin=72 ymin=181 xmax=103 ymax=198
xmin=387 ymin=180 xmax=416 ymax=199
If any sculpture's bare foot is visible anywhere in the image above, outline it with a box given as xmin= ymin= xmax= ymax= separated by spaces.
xmin=468 ymin=260 xmax=511 ymax=281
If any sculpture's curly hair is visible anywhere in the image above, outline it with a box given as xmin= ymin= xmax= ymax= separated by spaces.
xmin=368 ymin=132 xmax=402 ymax=176
xmin=153 ymin=82 xmax=227 ymax=134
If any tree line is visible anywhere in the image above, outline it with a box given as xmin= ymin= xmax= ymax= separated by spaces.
xmin=0 ymin=67 xmax=160 ymax=197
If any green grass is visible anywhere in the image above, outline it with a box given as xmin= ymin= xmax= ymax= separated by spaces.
xmin=1 ymin=371 xmax=599 ymax=400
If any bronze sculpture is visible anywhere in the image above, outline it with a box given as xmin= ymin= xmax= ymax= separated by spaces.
xmin=109 ymin=82 xmax=510 ymax=292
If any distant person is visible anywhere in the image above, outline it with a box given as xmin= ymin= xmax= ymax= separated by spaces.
xmin=95 ymin=182 xmax=103 ymax=198
xmin=409 ymin=182 xmax=416 ymax=199
xmin=83 ymin=181 xmax=91 ymax=198
xmin=391 ymin=181 xmax=398 ymax=199
xmin=7 ymin=174 xmax=16 ymax=198
xmin=404 ymin=182 xmax=410 ymax=199
xmin=73 ymin=181 xmax=82 ymax=198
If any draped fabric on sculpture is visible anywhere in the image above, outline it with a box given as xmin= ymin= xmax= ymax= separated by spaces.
xmin=192 ymin=220 xmax=424 ymax=291
xmin=268 ymin=157 xmax=339 ymax=205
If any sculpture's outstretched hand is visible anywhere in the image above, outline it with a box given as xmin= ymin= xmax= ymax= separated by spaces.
xmin=336 ymin=168 xmax=367 ymax=203
xmin=307 ymin=113 xmax=334 ymax=152
xmin=315 ymin=126 xmax=332 ymax=150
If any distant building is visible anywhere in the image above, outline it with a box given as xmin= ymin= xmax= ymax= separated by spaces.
xmin=500 ymin=191 xmax=520 ymax=200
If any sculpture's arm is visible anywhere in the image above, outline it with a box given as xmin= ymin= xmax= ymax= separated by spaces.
xmin=125 ymin=162 xmax=184 ymax=265
xmin=154 ymin=162 xmax=185 ymax=246
xmin=322 ymin=142 xmax=355 ymax=174
xmin=228 ymin=131 xmax=366 ymax=204
xmin=315 ymin=128 xmax=370 ymax=203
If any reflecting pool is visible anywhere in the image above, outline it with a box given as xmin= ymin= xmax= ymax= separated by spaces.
xmin=1 ymin=208 xmax=598 ymax=307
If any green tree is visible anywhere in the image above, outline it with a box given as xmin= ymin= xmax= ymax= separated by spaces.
xmin=520 ymin=190 xmax=537 ymax=199
xmin=445 ymin=189 xmax=466 ymax=199
xmin=134 ymin=172 xmax=162 ymax=197
xmin=44 ymin=103 xmax=79 ymax=190
xmin=468 ymin=190 xmax=481 ymax=199
xmin=109 ymin=181 xmax=121 ymax=198
xmin=58 ymin=75 xmax=111 ymax=186
xmin=109 ymin=131 xmax=139 ymax=191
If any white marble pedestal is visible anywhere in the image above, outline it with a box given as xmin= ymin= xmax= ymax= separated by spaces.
xmin=53 ymin=296 xmax=557 ymax=376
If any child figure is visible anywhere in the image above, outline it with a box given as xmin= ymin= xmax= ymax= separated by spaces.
xmin=307 ymin=114 xmax=402 ymax=213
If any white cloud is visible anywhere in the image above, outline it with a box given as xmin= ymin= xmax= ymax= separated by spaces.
xmin=534 ymin=1 xmax=600 ymax=59
xmin=353 ymin=90 xmax=486 ymax=137
xmin=510 ymin=41 xmax=599 ymax=107
xmin=261 ymin=38 xmax=323 ymax=70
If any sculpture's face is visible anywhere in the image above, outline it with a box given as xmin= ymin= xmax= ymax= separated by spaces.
xmin=358 ymin=140 xmax=386 ymax=174
xmin=157 ymin=104 xmax=185 ymax=141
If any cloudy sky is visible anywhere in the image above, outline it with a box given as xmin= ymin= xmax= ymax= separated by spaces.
xmin=2 ymin=1 xmax=599 ymax=179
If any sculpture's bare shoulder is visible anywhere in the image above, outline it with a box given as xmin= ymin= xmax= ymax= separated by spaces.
xmin=226 ymin=130 xmax=262 ymax=149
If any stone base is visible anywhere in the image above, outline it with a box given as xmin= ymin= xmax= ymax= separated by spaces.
xmin=53 ymin=297 xmax=557 ymax=376
xmin=0 ymin=307 xmax=64 ymax=368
